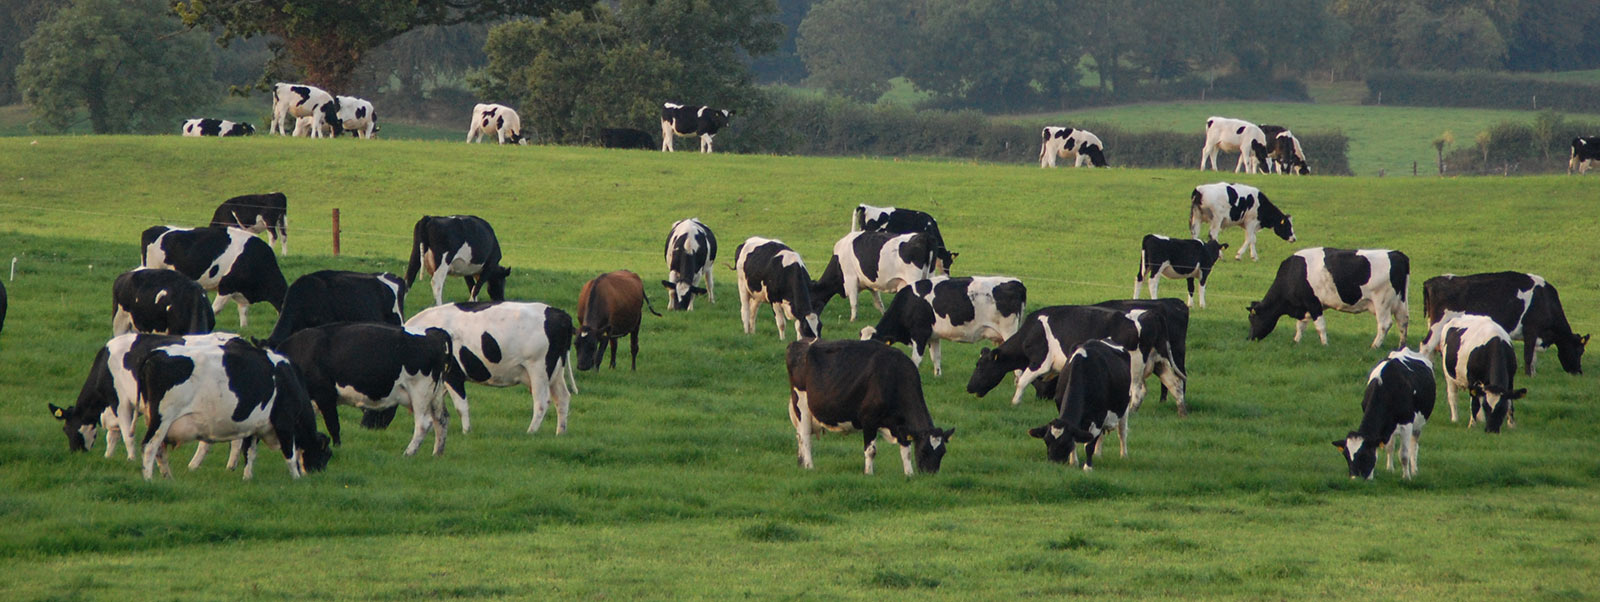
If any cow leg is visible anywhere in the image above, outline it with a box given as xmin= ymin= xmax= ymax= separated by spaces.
xmin=629 ymin=331 xmax=639 ymax=371
xmin=1444 ymin=380 xmax=1459 ymax=422
xmin=432 ymin=401 xmax=449 ymax=456
xmin=738 ymin=285 xmax=755 ymax=334
xmin=243 ymin=440 xmax=259 ymax=480
xmin=1118 ymin=418 xmax=1129 ymax=458
xmin=1197 ymin=275 xmax=1208 ymax=309
xmin=188 ymin=442 xmax=210 ymax=470
xmin=430 ymin=265 xmax=451 ymax=306
xmin=660 ymin=121 xmax=674 ymax=152
xmin=1184 ymin=278 xmax=1195 ymax=307
xmin=606 ymin=336 xmax=618 ymax=369
xmin=773 ymin=304 xmax=789 ymax=341
xmin=1133 ymin=266 xmax=1144 ymax=299
xmin=118 ymin=402 xmax=139 ymax=461
xmin=1372 ymin=311 xmax=1393 ymax=349
xmin=929 ymin=338 xmax=943 ymax=377
xmin=871 ymin=289 xmax=886 ymax=314
xmin=1406 ymin=429 xmax=1420 ymax=479
xmin=1158 ymin=362 xmax=1188 ymax=416
xmin=141 ymin=423 xmax=174 ymax=480
xmin=403 ymin=401 xmax=429 ymax=456
xmin=846 ymin=284 xmax=860 ymax=322
xmin=1011 ymin=364 xmax=1051 ymax=406
xmin=862 ymin=431 xmax=877 ymax=475
xmin=1147 ymin=272 xmax=1161 ymax=303
xmin=705 ymin=266 xmax=716 ymax=304
xmin=156 ymin=444 xmax=174 ymax=479
xmin=790 ymin=389 xmax=814 ymax=469
xmin=525 ymin=362 xmax=555 ymax=434
xmin=1314 ymin=315 xmax=1329 ymax=345
xmin=234 ymin=296 xmax=250 ymax=329
xmin=226 ymin=438 xmax=244 ymax=471
xmin=1243 ymin=223 xmax=1259 ymax=261
xmin=1293 ymin=318 xmax=1308 ymax=343
xmin=1524 ymin=338 xmax=1538 ymax=377
xmin=314 ymin=400 xmax=341 ymax=446
xmin=465 ymin=275 xmax=481 ymax=302
xmin=112 ymin=307 xmax=135 ymax=336
xmin=550 ymin=361 xmax=572 ymax=435
xmin=103 ymin=419 xmax=119 ymax=459
xmin=1083 ymin=435 xmax=1100 ymax=472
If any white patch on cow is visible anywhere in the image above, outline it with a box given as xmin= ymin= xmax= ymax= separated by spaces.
xmin=1345 ymin=436 xmax=1365 ymax=459
xmin=855 ymin=205 xmax=893 ymax=231
xmin=1048 ymin=425 xmax=1065 ymax=439
xmin=1367 ymin=361 xmax=1386 ymax=385
xmin=929 ymin=435 xmax=944 ymax=449
xmin=153 ymin=290 xmax=168 ymax=304
xmin=776 ymin=249 xmax=804 ymax=268
xmin=1201 ymin=117 xmax=1267 ymax=173
xmin=408 ymin=302 xmax=574 ymax=435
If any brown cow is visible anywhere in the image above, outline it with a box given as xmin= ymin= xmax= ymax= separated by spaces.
xmin=576 ymin=270 xmax=661 ymax=371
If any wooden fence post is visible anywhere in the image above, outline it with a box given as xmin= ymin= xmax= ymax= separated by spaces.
xmin=332 ymin=208 xmax=341 ymax=256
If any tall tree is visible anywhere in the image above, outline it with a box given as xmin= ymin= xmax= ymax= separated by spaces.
xmin=797 ymin=0 xmax=914 ymax=102
xmin=902 ymin=0 xmax=1077 ymax=111
xmin=0 ymin=0 xmax=61 ymax=104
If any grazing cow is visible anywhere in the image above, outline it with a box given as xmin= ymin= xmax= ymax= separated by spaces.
xmin=467 ymin=104 xmax=527 ymax=144
xmin=1189 ymin=182 xmax=1296 ymax=261
xmin=735 ymin=237 xmax=821 ymax=341
xmin=1258 ymin=125 xmax=1309 ymax=175
xmin=406 ymin=301 xmax=578 ymax=435
xmin=1247 ymin=247 xmax=1410 ymax=348
xmin=1027 ymin=339 xmax=1140 ymax=470
xmin=405 ymin=215 xmax=511 ymax=307
xmin=601 ymin=127 xmax=656 ymax=150
xmin=181 ymin=118 xmax=255 ymax=137
xmin=1200 ymin=116 xmax=1268 ymax=173
xmin=813 ymin=231 xmax=939 ymax=321
xmin=1032 ymin=298 xmax=1191 ymax=404
xmin=662 ymin=218 xmax=717 ymax=311
xmin=140 ymin=226 xmax=287 ymax=328
xmin=263 ymin=271 xmax=406 ymax=347
xmin=851 ymin=204 xmax=956 ymax=274
xmin=1571 ymin=137 xmax=1600 ymax=175
xmin=112 ymin=268 xmax=216 ymax=336
xmin=1133 ymin=235 xmax=1227 ymax=308
xmin=1335 ymin=348 xmax=1436 ymax=480
xmin=660 ymin=103 xmax=732 ymax=153
xmin=1423 ymin=314 xmax=1527 ymax=432
xmin=576 ymin=270 xmax=660 ymax=371
xmin=786 ymin=339 xmax=954 ymax=475
xmin=270 ymin=82 xmax=342 ymax=137
xmin=210 ymin=192 xmax=288 ymax=255
xmin=333 ymin=95 xmax=378 ymax=138
xmin=1422 ymin=272 xmax=1588 ymax=376
xmin=1038 ymin=126 xmax=1108 ymax=167
xmin=859 ymin=276 xmax=1027 ymax=376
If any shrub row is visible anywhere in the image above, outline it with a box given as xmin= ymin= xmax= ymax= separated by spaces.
xmin=917 ymin=74 xmax=1311 ymax=114
xmin=1365 ymin=71 xmax=1600 ymax=114
xmin=1439 ymin=113 xmax=1600 ymax=175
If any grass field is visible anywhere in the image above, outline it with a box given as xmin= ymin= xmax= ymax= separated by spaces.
xmin=1 ymin=137 xmax=1597 ymax=599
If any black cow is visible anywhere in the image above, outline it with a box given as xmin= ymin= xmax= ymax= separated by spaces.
xmin=405 ymin=215 xmax=511 ymax=307
xmin=786 ymin=339 xmax=954 ymax=475
xmin=140 ymin=226 xmax=287 ymax=328
xmin=1571 ymin=137 xmax=1600 ymax=174
xmin=662 ymin=218 xmax=717 ymax=310
xmin=1426 ymin=314 xmax=1526 ymax=433
xmin=1027 ymin=339 xmax=1137 ymax=471
xmin=660 ymin=103 xmax=732 ymax=152
xmin=812 ymin=231 xmax=939 ymax=321
xmin=860 ymin=276 xmax=1026 ymax=376
xmin=1335 ymin=349 xmax=1436 ymax=480
xmin=851 ymin=204 xmax=956 ymax=274
xmin=1421 ymin=272 xmax=1588 ymax=376
xmin=182 ymin=118 xmax=255 ymax=137
xmin=601 ymin=127 xmax=656 ymax=150
xmin=264 ymin=271 xmax=406 ymax=347
xmin=1258 ymin=125 xmax=1310 ymax=175
xmin=407 ymin=301 xmax=577 ymax=435
xmin=210 ymin=192 xmax=288 ymax=255
xmin=112 ymin=268 xmax=216 ymax=336
xmin=1247 ymin=247 xmax=1410 ymax=349
xmin=734 ymin=236 xmax=820 ymax=340
xmin=1134 ymin=235 xmax=1227 ymax=308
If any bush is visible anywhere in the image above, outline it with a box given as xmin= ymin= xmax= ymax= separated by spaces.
xmin=914 ymin=75 xmax=1310 ymax=115
xmin=1365 ymin=71 xmax=1600 ymax=114
xmin=1441 ymin=113 xmax=1600 ymax=175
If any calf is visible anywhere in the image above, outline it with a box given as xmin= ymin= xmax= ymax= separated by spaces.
xmin=112 ymin=268 xmax=216 ymax=336
xmin=851 ymin=204 xmax=955 ymax=274
xmin=735 ymin=237 xmax=821 ymax=341
xmin=1335 ymin=349 xmax=1436 ymax=480
xmin=1133 ymin=235 xmax=1227 ymax=308
xmin=786 ymin=339 xmax=954 ymax=475
xmin=662 ymin=218 xmax=717 ymax=310
xmin=467 ymin=104 xmax=527 ymax=144
xmin=1259 ymin=125 xmax=1309 ymax=175
xmin=406 ymin=301 xmax=577 ymax=435
xmin=1190 ymin=182 xmax=1296 ymax=261
xmin=576 ymin=270 xmax=660 ymax=371
xmin=141 ymin=226 xmax=287 ymax=328
xmin=1027 ymin=339 xmax=1140 ymax=471
xmin=1039 ymin=126 xmax=1107 ymax=167
xmin=860 ymin=276 xmax=1027 ymax=376
xmin=333 ymin=95 xmax=378 ymax=139
xmin=270 ymin=82 xmax=342 ymax=137
xmin=1422 ymin=272 xmax=1588 ymax=376
xmin=601 ymin=127 xmax=656 ymax=150
xmin=210 ymin=192 xmax=288 ymax=255
xmin=812 ymin=231 xmax=939 ymax=321
xmin=1247 ymin=247 xmax=1410 ymax=348
xmin=263 ymin=270 xmax=406 ymax=347
xmin=1423 ymin=314 xmax=1526 ymax=433
xmin=405 ymin=215 xmax=511 ymax=306
xmin=1200 ymin=116 xmax=1268 ymax=173
xmin=182 ymin=118 xmax=255 ymax=137
xmin=1571 ymin=137 xmax=1600 ymax=175
xmin=660 ymin=103 xmax=732 ymax=152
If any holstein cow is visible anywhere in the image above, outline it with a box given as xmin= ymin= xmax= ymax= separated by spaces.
xmin=1421 ymin=272 xmax=1588 ymax=375
xmin=1200 ymin=116 xmax=1268 ymax=173
xmin=181 ymin=118 xmax=255 ymax=137
xmin=1027 ymin=339 xmax=1140 ymax=471
xmin=1258 ymin=125 xmax=1310 ymax=175
xmin=1422 ymin=314 xmax=1527 ymax=432
xmin=270 ymin=82 xmax=342 ymax=137
xmin=210 ymin=192 xmax=288 ymax=255
xmin=1038 ymin=126 xmax=1108 ymax=167
xmin=812 ymin=231 xmax=939 ymax=322
xmin=1334 ymin=348 xmax=1436 ymax=480
xmin=601 ymin=127 xmax=656 ymax=150
xmin=1247 ymin=247 xmax=1410 ymax=348
xmin=860 ymin=276 xmax=1027 ymax=376
xmin=1189 ymin=182 xmax=1296 ymax=261
xmin=1571 ymin=137 xmax=1600 ymax=174
xmin=1031 ymin=298 xmax=1191 ymax=404
xmin=735 ymin=237 xmax=821 ymax=341
xmin=467 ymin=104 xmax=527 ymax=144
xmin=112 ymin=268 xmax=216 ymax=336
xmin=786 ymin=339 xmax=954 ymax=475
xmin=293 ymin=96 xmax=380 ymax=139
xmin=407 ymin=302 xmax=578 ymax=435
xmin=406 ymin=215 xmax=511 ymax=307
xmin=851 ymin=204 xmax=956 ymax=274
xmin=1133 ymin=235 xmax=1227 ymax=308
xmin=662 ymin=218 xmax=717 ymax=310
xmin=576 ymin=270 xmax=660 ymax=371
xmin=660 ymin=103 xmax=732 ymax=153
xmin=263 ymin=270 xmax=406 ymax=347
xmin=141 ymin=226 xmax=287 ymax=328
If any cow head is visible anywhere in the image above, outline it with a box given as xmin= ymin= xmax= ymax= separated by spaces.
xmin=230 ymin=123 xmax=256 ymax=137
xmin=573 ymin=326 xmax=607 ymax=371
xmin=484 ymin=265 xmax=511 ymax=301
xmin=1556 ymin=333 xmax=1588 ymax=375
xmin=710 ymin=109 xmax=733 ymax=131
xmin=796 ymin=311 xmax=821 ymax=341
xmin=1245 ymin=301 xmax=1279 ymax=340
xmin=966 ymin=347 xmax=1015 ymax=396
xmin=1333 ymin=434 xmax=1377 ymax=480
xmin=933 ymin=249 xmax=958 ymax=276
xmin=900 ymin=427 xmax=954 ymax=474
xmin=1469 ymin=384 xmax=1526 ymax=433
xmin=661 ymin=279 xmax=708 ymax=311
xmin=1028 ymin=420 xmax=1081 ymax=464
xmin=1272 ymin=214 xmax=1296 ymax=242
xmin=1286 ymin=157 xmax=1310 ymax=175
xmin=300 ymin=432 xmax=333 ymax=473
xmin=320 ymin=99 xmax=345 ymax=137
xmin=1203 ymin=239 xmax=1229 ymax=264
xmin=48 ymin=403 xmax=95 ymax=453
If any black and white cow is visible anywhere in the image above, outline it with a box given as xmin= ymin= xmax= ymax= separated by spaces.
xmin=859 ymin=276 xmax=1027 ymax=376
xmin=1031 ymin=298 xmax=1191 ymax=404
xmin=1421 ymin=272 xmax=1588 ymax=376
xmin=812 ymin=231 xmax=939 ymax=322
xmin=1247 ymin=247 xmax=1410 ymax=348
xmin=735 ymin=237 xmax=821 ymax=341
xmin=263 ymin=270 xmax=406 ymax=347
xmin=405 ymin=215 xmax=511 ymax=307
xmin=334 ymin=95 xmax=378 ymax=139
xmin=141 ymin=226 xmax=287 ymax=328
xmin=112 ymin=268 xmax=215 ymax=336
xmin=1133 ymin=235 xmax=1227 ymax=308
xmin=270 ymin=82 xmax=342 ymax=137
xmin=660 ymin=103 xmax=732 ymax=153
xmin=1423 ymin=314 xmax=1527 ymax=433
xmin=1571 ymin=137 xmax=1600 ymax=175
xmin=851 ymin=204 xmax=956 ymax=274
xmin=601 ymin=127 xmax=656 ymax=150
xmin=181 ymin=118 xmax=255 ymax=137
xmin=1039 ymin=126 xmax=1108 ymax=167
xmin=1027 ymin=339 xmax=1140 ymax=471
xmin=786 ymin=339 xmax=954 ymax=475
xmin=662 ymin=218 xmax=717 ymax=310
xmin=1189 ymin=182 xmax=1296 ymax=261
xmin=406 ymin=301 xmax=577 ymax=435
xmin=210 ymin=192 xmax=288 ymax=255
xmin=467 ymin=104 xmax=527 ymax=144
xmin=1201 ymin=116 xmax=1268 ymax=173
xmin=1335 ymin=348 xmax=1435 ymax=480
xmin=1258 ymin=125 xmax=1309 ymax=175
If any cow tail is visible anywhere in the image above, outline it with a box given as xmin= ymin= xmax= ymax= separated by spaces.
xmin=1189 ymin=190 xmax=1203 ymax=236
xmin=642 ymin=290 xmax=663 ymax=317
xmin=404 ymin=218 xmax=425 ymax=286
xmin=850 ymin=206 xmax=864 ymax=232
xmin=564 ymin=348 xmax=579 ymax=395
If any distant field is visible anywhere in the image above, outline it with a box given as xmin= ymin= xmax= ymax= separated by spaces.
xmin=0 ymin=96 xmax=460 ymax=140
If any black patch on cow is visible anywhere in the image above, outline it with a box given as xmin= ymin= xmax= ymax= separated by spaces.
xmin=1322 ymin=252 xmax=1372 ymax=307
xmin=991 ymin=280 xmax=1027 ymax=318
xmin=544 ymin=306 xmax=575 ymax=377
xmin=207 ymin=265 xmax=220 ymax=279
xmin=453 ymin=301 xmax=500 ymax=313
xmin=198 ymin=119 xmax=222 ymax=136
xmin=895 ymin=234 xmax=933 ymax=270
xmin=290 ymin=86 xmax=312 ymax=105
xmin=222 ymin=343 xmax=277 ymax=422
xmin=355 ymin=106 xmax=368 ymax=119
xmin=480 ymin=332 xmax=502 ymax=364
xmin=850 ymin=233 xmax=889 ymax=282
xmin=1236 ymin=126 xmax=1246 ymax=135
xmin=1387 ymin=252 xmax=1409 ymax=301
xmin=912 ymin=280 xmax=934 ymax=297
xmin=929 ymin=279 xmax=976 ymax=327
xmin=458 ymin=346 xmax=492 ymax=382
xmin=1444 ymin=327 xmax=1464 ymax=378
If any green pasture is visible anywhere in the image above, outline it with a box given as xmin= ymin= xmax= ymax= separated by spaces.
xmin=0 ymin=137 xmax=1597 ymax=599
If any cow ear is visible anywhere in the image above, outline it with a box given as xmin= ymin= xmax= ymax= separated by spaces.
xmin=1220 ymin=243 xmax=1230 ymax=250
xmin=895 ymin=432 xmax=914 ymax=446
xmin=48 ymin=404 xmax=67 ymax=420
xmin=942 ymin=427 xmax=955 ymax=439
xmin=1582 ymin=334 xmax=1591 ymax=347
xmin=659 ymin=280 xmax=675 ymax=289
xmin=690 ymin=286 xmax=707 ymax=295
xmin=1028 ymin=425 xmax=1048 ymax=439
xmin=1508 ymin=388 xmax=1528 ymax=400
xmin=1332 ymin=440 xmax=1345 ymax=449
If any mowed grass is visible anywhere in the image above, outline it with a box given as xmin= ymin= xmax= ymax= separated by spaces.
xmin=1 ymin=137 xmax=1598 ymax=599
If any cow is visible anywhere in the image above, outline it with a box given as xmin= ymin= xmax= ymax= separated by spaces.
xmin=660 ymin=103 xmax=732 ymax=153
xmin=1189 ymin=182 xmax=1296 ymax=261
xmin=662 ymin=218 xmax=717 ymax=311
xmin=813 ymin=231 xmax=939 ymax=322
xmin=270 ymin=82 xmax=342 ymax=137
xmin=1334 ymin=348 xmax=1436 ymax=480
xmin=406 ymin=301 xmax=578 ymax=435
xmin=405 ymin=215 xmax=511 ymax=307
xmin=1038 ymin=126 xmax=1108 ymax=168
xmin=851 ymin=204 xmax=956 ymax=274
xmin=1030 ymin=298 xmax=1191 ymax=404
xmin=181 ymin=118 xmax=255 ymax=137
xmin=1133 ymin=235 xmax=1227 ymax=308
xmin=1247 ymin=247 xmax=1410 ymax=349
xmin=734 ymin=237 xmax=821 ymax=341
xmin=112 ymin=268 xmax=216 ymax=336
xmin=263 ymin=271 xmax=406 ymax=347
xmin=1027 ymin=339 xmax=1140 ymax=471
xmin=210 ymin=192 xmax=288 ymax=255
xmin=786 ymin=339 xmax=954 ymax=475
xmin=467 ymin=104 xmax=527 ymax=144
xmin=859 ymin=276 xmax=1027 ymax=377
xmin=1200 ymin=116 xmax=1268 ymax=173
xmin=1421 ymin=272 xmax=1588 ymax=376
xmin=1259 ymin=125 xmax=1309 ymax=175
xmin=1571 ymin=137 xmax=1600 ymax=175
xmin=140 ymin=226 xmax=287 ymax=328
xmin=575 ymin=270 xmax=660 ymax=371
xmin=1422 ymin=314 xmax=1527 ymax=433
xmin=293 ymin=96 xmax=380 ymax=139
xmin=601 ymin=127 xmax=656 ymax=150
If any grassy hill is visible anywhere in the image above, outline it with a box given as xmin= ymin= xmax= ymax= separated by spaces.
xmin=0 ymin=137 xmax=1597 ymax=599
